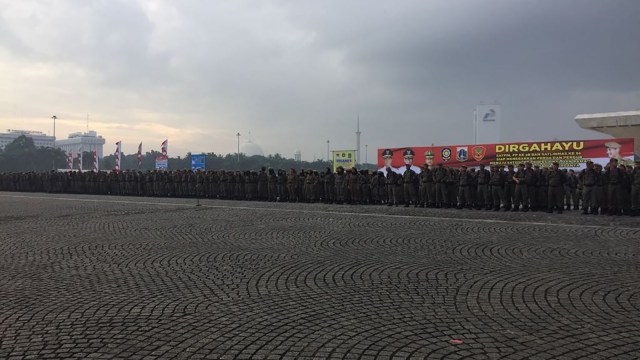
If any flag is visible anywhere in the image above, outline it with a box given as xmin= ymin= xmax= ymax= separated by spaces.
xmin=137 ymin=142 xmax=143 ymax=169
xmin=92 ymin=150 xmax=99 ymax=172
xmin=77 ymin=148 xmax=82 ymax=171
xmin=161 ymin=139 xmax=168 ymax=157
xmin=66 ymin=152 xmax=73 ymax=170
xmin=115 ymin=141 xmax=121 ymax=171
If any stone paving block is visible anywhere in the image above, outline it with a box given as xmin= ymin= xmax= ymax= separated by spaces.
xmin=0 ymin=192 xmax=639 ymax=359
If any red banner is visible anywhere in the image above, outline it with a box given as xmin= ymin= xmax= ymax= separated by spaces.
xmin=378 ymin=138 xmax=634 ymax=173
xmin=155 ymin=155 xmax=168 ymax=170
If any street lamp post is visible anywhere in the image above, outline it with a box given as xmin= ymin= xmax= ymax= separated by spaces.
xmin=51 ymin=115 xmax=57 ymax=144
xmin=51 ymin=115 xmax=57 ymax=170
xmin=326 ymin=140 xmax=330 ymax=163
xmin=365 ymin=144 xmax=368 ymax=165
xmin=236 ymin=132 xmax=241 ymax=164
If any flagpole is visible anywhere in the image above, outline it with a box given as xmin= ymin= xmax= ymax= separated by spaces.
xmin=473 ymin=108 xmax=478 ymax=145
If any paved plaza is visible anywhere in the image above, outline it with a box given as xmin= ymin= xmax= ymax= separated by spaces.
xmin=0 ymin=192 xmax=639 ymax=359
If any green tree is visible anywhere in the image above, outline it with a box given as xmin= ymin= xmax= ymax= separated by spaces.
xmin=0 ymin=135 xmax=66 ymax=172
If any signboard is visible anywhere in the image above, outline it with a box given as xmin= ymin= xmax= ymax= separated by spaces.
xmin=378 ymin=138 xmax=634 ymax=170
xmin=475 ymin=104 xmax=501 ymax=144
xmin=191 ymin=154 xmax=205 ymax=171
xmin=155 ymin=155 xmax=168 ymax=170
xmin=332 ymin=150 xmax=356 ymax=172
xmin=477 ymin=105 xmax=499 ymax=122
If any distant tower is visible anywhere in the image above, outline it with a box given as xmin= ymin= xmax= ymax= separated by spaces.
xmin=294 ymin=149 xmax=302 ymax=162
xmin=356 ymin=115 xmax=361 ymax=165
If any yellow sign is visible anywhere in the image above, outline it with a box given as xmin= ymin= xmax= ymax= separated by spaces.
xmin=332 ymin=150 xmax=356 ymax=172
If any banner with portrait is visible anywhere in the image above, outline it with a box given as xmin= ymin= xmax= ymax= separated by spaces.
xmin=155 ymin=155 xmax=168 ymax=170
xmin=378 ymin=138 xmax=634 ymax=171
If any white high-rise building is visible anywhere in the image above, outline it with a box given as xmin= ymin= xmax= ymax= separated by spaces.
xmin=294 ymin=149 xmax=302 ymax=162
xmin=0 ymin=129 xmax=55 ymax=150
xmin=56 ymin=131 xmax=106 ymax=158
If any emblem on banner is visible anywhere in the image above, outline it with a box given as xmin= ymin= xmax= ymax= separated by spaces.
xmin=472 ymin=146 xmax=486 ymax=161
xmin=456 ymin=147 xmax=468 ymax=162
xmin=441 ymin=148 xmax=452 ymax=162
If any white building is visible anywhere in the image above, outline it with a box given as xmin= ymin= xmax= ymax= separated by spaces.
xmin=0 ymin=129 xmax=55 ymax=150
xmin=56 ymin=131 xmax=106 ymax=158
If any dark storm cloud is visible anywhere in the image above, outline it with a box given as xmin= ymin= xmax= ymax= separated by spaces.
xmin=289 ymin=0 xmax=640 ymax=93
xmin=1 ymin=0 xmax=638 ymax=157
xmin=288 ymin=0 xmax=640 ymax=145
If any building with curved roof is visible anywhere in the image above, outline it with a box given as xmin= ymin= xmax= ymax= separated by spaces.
xmin=240 ymin=140 xmax=264 ymax=157
xmin=575 ymin=110 xmax=640 ymax=157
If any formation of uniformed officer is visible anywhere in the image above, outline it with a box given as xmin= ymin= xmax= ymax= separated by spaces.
xmin=2 ymin=159 xmax=639 ymax=216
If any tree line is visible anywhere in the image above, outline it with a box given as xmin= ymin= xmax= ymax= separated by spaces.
xmin=0 ymin=136 xmax=66 ymax=172
xmin=1 ymin=135 xmax=375 ymax=172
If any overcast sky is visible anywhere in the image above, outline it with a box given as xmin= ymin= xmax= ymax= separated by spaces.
xmin=1 ymin=0 xmax=639 ymax=161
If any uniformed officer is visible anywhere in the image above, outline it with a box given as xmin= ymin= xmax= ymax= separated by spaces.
xmin=393 ymin=168 xmax=404 ymax=206
xmin=512 ymin=164 xmax=528 ymax=211
xmin=297 ymin=169 xmax=306 ymax=202
xmin=564 ymin=169 xmax=579 ymax=210
xmin=620 ymin=164 xmax=632 ymax=215
xmin=447 ymin=167 xmax=458 ymax=208
xmin=402 ymin=164 xmax=418 ymax=207
xmin=524 ymin=162 xmax=538 ymax=211
xmin=385 ymin=168 xmax=395 ymax=206
xmin=457 ymin=166 xmax=471 ymax=209
xmin=287 ymin=168 xmax=298 ymax=202
xmin=348 ymin=167 xmax=361 ymax=204
xmin=419 ymin=164 xmax=430 ymax=207
xmin=605 ymin=159 xmax=622 ymax=215
xmin=360 ymin=170 xmax=371 ymax=204
xmin=372 ymin=171 xmax=385 ymax=204
xmin=504 ymin=164 xmax=515 ymax=211
xmin=324 ymin=167 xmax=335 ymax=204
xmin=257 ymin=166 xmax=268 ymax=200
xmin=433 ymin=163 xmax=448 ymax=208
xmin=334 ymin=167 xmax=346 ymax=204
xmin=546 ymin=162 xmax=566 ymax=213
xmin=595 ymin=163 xmax=607 ymax=215
xmin=579 ymin=161 xmax=599 ymax=214
xmin=535 ymin=165 xmax=547 ymax=212
xmin=631 ymin=160 xmax=640 ymax=216
xmin=277 ymin=169 xmax=287 ymax=201
xmin=489 ymin=165 xmax=505 ymax=211
xmin=476 ymin=164 xmax=490 ymax=210
xmin=304 ymin=170 xmax=316 ymax=202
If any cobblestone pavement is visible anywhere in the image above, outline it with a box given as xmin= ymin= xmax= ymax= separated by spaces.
xmin=1 ymin=192 xmax=639 ymax=359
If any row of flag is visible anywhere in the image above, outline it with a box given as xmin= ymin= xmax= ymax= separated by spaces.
xmin=66 ymin=149 xmax=98 ymax=171
xmin=114 ymin=139 xmax=168 ymax=172
xmin=65 ymin=139 xmax=168 ymax=172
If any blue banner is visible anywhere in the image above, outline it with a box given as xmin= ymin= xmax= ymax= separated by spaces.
xmin=191 ymin=154 xmax=205 ymax=171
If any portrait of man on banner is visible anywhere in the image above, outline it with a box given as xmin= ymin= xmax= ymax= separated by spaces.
xmin=378 ymin=149 xmax=400 ymax=176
